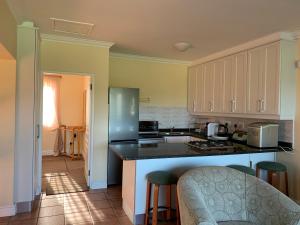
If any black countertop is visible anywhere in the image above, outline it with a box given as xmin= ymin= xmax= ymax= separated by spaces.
xmin=109 ymin=142 xmax=282 ymax=161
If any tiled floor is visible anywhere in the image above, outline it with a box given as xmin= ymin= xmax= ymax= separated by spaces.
xmin=42 ymin=156 xmax=88 ymax=195
xmin=0 ymin=186 xmax=132 ymax=225
xmin=1 ymin=156 xmax=176 ymax=225
xmin=1 ymin=186 xmax=177 ymax=225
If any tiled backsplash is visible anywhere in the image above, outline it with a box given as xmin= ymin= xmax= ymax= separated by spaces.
xmin=194 ymin=116 xmax=293 ymax=143
xmin=139 ymin=106 xmax=196 ymax=128
xmin=139 ymin=105 xmax=293 ymax=142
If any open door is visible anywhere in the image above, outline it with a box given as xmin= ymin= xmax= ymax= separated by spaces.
xmin=83 ymin=79 xmax=92 ymax=186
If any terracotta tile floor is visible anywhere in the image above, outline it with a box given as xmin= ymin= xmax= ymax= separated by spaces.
xmin=1 ymin=186 xmax=177 ymax=225
xmin=42 ymin=156 xmax=88 ymax=195
xmin=1 ymin=156 xmax=176 ymax=225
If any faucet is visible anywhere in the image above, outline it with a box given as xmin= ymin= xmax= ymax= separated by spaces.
xmin=170 ymin=126 xmax=175 ymax=133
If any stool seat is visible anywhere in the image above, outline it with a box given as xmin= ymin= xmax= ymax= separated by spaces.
xmin=256 ymin=161 xmax=287 ymax=172
xmin=147 ymin=171 xmax=178 ymax=185
xmin=145 ymin=171 xmax=180 ymax=225
xmin=227 ymin=165 xmax=255 ymax=176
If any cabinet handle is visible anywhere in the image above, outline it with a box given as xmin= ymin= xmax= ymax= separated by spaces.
xmin=233 ymin=99 xmax=237 ymax=112
xmin=261 ymin=99 xmax=265 ymax=112
xmin=257 ymin=99 xmax=261 ymax=112
xmin=193 ymin=101 xmax=196 ymax=112
xmin=209 ymin=101 xmax=213 ymax=112
xmin=231 ymin=99 xmax=236 ymax=113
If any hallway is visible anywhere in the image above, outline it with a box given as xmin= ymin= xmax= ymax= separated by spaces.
xmin=42 ymin=156 xmax=88 ymax=195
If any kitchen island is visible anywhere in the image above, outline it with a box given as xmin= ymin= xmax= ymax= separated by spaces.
xmin=109 ymin=142 xmax=280 ymax=225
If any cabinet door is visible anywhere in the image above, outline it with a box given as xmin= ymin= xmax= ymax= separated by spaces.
xmin=213 ymin=59 xmax=225 ymax=112
xmin=233 ymin=52 xmax=247 ymax=113
xmin=223 ymin=56 xmax=235 ymax=113
xmin=247 ymin=46 xmax=264 ymax=114
xmin=195 ymin=65 xmax=204 ymax=112
xmin=261 ymin=43 xmax=280 ymax=115
xmin=187 ymin=67 xmax=197 ymax=114
xmin=203 ymin=62 xmax=214 ymax=112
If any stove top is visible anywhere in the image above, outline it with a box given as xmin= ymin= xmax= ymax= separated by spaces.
xmin=186 ymin=140 xmax=234 ymax=150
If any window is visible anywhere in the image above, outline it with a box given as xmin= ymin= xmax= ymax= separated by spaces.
xmin=43 ymin=76 xmax=59 ymax=128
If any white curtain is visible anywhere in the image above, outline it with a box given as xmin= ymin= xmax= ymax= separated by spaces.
xmin=43 ymin=76 xmax=63 ymax=156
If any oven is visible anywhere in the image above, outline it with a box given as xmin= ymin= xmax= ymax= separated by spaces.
xmin=138 ymin=121 xmax=164 ymax=144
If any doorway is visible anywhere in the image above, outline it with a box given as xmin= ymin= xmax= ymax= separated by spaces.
xmin=41 ymin=72 xmax=93 ymax=195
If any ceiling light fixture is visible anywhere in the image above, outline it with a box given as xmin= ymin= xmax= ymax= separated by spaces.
xmin=174 ymin=42 xmax=192 ymax=52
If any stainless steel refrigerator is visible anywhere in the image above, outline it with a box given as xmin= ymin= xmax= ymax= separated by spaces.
xmin=107 ymin=87 xmax=139 ymax=185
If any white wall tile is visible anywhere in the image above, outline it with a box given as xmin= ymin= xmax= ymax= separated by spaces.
xmin=194 ymin=116 xmax=293 ymax=142
xmin=139 ymin=106 xmax=196 ymax=129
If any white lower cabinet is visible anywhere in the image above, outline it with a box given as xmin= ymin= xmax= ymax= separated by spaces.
xmin=187 ymin=39 xmax=296 ymax=120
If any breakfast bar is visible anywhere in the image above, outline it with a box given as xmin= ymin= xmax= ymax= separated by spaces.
xmin=109 ymin=142 xmax=280 ymax=225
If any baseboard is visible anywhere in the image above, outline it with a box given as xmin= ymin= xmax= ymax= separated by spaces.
xmin=42 ymin=149 xmax=54 ymax=156
xmin=16 ymin=201 xmax=32 ymax=213
xmin=90 ymin=180 xmax=107 ymax=189
xmin=0 ymin=205 xmax=16 ymax=217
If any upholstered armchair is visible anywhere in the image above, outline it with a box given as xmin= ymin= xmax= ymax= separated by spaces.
xmin=177 ymin=166 xmax=300 ymax=225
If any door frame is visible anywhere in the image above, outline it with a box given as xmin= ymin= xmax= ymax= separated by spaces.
xmin=36 ymin=70 xmax=95 ymax=194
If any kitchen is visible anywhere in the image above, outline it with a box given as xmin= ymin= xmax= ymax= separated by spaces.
xmin=108 ymin=33 xmax=296 ymax=225
xmin=2 ymin=0 xmax=300 ymax=224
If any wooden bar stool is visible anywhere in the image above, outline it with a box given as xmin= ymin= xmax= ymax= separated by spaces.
xmin=144 ymin=171 xmax=180 ymax=225
xmin=256 ymin=161 xmax=289 ymax=196
xmin=227 ymin=165 xmax=256 ymax=176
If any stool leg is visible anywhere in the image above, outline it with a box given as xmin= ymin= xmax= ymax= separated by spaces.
xmin=166 ymin=185 xmax=171 ymax=220
xmin=256 ymin=168 xmax=260 ymax=178
xmin=152 ymin=184 xmax=160 ymax=225
xmin=267 ymin=171 xmax=273 ymax=185
xmin=176 ymin=186 xmax=180 ymax=225
xmin=144 ymin=181 xmax=151 ymax=225
xmin=285 ymin=171 xmax=289 ymax=197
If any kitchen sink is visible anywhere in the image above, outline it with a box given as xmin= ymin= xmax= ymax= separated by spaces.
xmin=161 ymin=132 xmax=187 ymax=135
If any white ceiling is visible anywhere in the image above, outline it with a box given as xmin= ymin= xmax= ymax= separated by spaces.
xmin=7 ymin=0 xmax=300 ymax=60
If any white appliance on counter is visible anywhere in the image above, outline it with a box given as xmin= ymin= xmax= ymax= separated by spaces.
xmin=207 ymin=123 xmax=219 ymax=136
xmin=207 ymin=122 xmax=229 ymax=140
xmin=247 ymin=122 xmax=279 ymax=148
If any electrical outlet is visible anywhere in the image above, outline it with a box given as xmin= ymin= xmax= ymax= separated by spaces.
xmin=237 ymin=121 xmax=245 ymax=130
xmin=224 ymin=121 xmax=231 ymax=127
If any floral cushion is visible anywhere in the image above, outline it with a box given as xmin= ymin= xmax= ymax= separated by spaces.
xmin=177 ymin=166 xmax=300 ymax=225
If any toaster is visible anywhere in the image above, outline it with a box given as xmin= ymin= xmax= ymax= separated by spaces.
xmin=247 ymin=122 xmax=279 ymax=148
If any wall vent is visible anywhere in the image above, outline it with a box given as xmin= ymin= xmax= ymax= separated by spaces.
xmin=50 ymin=18 xmax=94 ymax=36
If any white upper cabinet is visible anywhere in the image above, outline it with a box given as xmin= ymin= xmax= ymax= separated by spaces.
xmin=234 ymin=52 xmax=248 ymax=113
xmin=187 ymin=39 xmax=296 ymax=119
xmin=195 ymin=64 xmax=204 ymax=113
xmin=203 ymin=62 xmax=215 ymax=112
xmin=247 ymin=42 xmax=280 ymax=115
xmin=187 ymin=66 xmax=197 ymax=114
xmin=224 ymin=52 xmax=247 ymax=113
xmin=213 ymin=59 xmax=225 ymax=113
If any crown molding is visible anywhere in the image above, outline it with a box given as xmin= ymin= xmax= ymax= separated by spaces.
xmin=110 ymin=52 xmax=191 ymax=65
xmin=40 ymin=33 xmax=114 ymax=48
xmin=18 ymin=21 xmax=39 ymax=30
xmin=191 ymin=32 xmax=296 ymax=66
